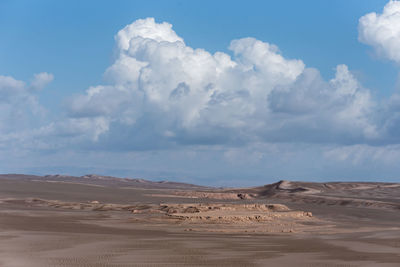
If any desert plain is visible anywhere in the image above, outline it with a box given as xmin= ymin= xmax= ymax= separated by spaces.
xmin=0 ymin=174 xmax=399 ymax=266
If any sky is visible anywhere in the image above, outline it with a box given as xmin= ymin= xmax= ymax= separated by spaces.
xmin=1 ymin=0 xmax=400 ymax=186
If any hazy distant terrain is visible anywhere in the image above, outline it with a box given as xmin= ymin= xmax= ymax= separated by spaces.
xmin=0 ymin=174 xmax=399 ymax=266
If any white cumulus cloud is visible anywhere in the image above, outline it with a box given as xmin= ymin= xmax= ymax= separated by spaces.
xmin=4 ymin=13 xmax=400 ymax=184
xmin=0 ymin=73 xmax=53 ymax=134
xmin=66 ymin=17 xmax=378 ymax=148
xmin=359 ymin=0 xmax=400 ymax=63
xmin=31 ymin=72 xmax=54 ymax=91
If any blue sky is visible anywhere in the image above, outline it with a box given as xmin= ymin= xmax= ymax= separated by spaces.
xmin=1 ymin=0 xmax=400 ymax=186
xmin=1 ymin=0 xmax=396 ymax=100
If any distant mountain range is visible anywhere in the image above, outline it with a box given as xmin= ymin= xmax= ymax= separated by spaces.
xmin=0 ymin=174 xmax=211 ymax=190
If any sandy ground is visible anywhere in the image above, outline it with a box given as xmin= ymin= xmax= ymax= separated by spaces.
xmin=0 ymin=177 xmax=400 ymax=266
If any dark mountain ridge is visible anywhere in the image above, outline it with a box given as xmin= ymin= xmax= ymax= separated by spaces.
xmin=0 ymin=173 xmax=211 ymax=190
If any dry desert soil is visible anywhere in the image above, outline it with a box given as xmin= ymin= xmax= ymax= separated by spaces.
xmin=0 ymin=174 xmax=399 ymax=266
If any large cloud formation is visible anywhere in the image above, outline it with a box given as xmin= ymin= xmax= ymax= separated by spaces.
xmin=67 ymin=18 xmax=378 ymax=150
xmin=4 ymin=4 xmax=400 ymax=184
xmin=359 ymin=0 xmax=400 ymax=63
